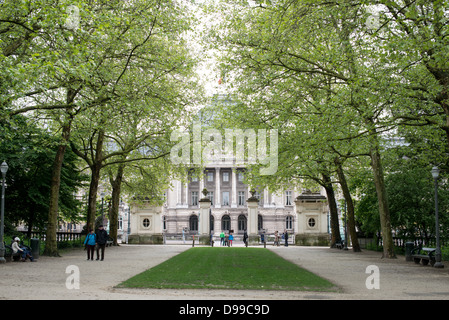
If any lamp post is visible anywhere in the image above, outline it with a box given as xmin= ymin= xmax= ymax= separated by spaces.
xmin=0 ymin=161 xmax=8 ymax=264
xmin=431 ymin=166 xmax=444 ymax=268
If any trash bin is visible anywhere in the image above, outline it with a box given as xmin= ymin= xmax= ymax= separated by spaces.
xmin=30 ymin=238 xmax=40 ymax=260
xmin=405 ymin=242 xmax=414 ymax=261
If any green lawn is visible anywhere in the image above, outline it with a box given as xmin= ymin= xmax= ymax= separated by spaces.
xmin=117 ymin=247 xmax=338 ymax=292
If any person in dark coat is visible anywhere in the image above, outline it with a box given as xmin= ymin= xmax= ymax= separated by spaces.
xmin=243 ymin=230 xmax=248 ymax=247
xmin=95 ymin=225 xmax=108 ymax=261
xmin=284 ymin=229 xmax=289 ymax=247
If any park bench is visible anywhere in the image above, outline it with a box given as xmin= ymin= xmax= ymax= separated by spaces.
xmin=335 ymin=240 xmax=345 ymax=249
xmin=4 ymin=244 xmax=21 ymax=262
xmin=411 ymin=246 xmax=436 ymax=266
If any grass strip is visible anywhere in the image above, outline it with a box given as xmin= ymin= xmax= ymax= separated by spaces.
xmin=117 ymin=247 xmax=338 ymax=292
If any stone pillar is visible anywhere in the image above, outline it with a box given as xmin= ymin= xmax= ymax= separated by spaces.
xmin=231 ymin=169 xmax=237 ymax=208
xmin=215 ymin=168 xmax=221 ymax=208
xmin=199 ymin=188 xmax=211 ymax=245
xmin=247 ymin=190 xmax=259 ymax=245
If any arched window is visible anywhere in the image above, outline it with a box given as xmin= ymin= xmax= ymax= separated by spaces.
xmin=189 ymin=215 xmax=198 ymax=231
xmin=238 ymin=214 xmax=247 ymax=231
xmin=258 ymin=214 xmax=263 ymax=231
xmin=210 ymin=214 xmax=214 ymax=231
xmin=222 ymin=215 xmax=231 ymax=231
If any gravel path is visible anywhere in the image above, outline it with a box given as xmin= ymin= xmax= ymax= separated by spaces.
xmin=1 ymin=243 xmax=448 ymax=300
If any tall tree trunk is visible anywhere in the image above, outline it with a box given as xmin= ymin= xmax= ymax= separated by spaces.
xmin=43 ymin=118 xmax=72 ymax=256
xmin=370 ymin=145 xmax=396 ymax=259
xmin=86 ymin=129 xmax=105 ymax=231
xmin=87 ymin=164 xmax=101 ymax=231
xmin=322 ymin=173 xmax=341 ymax=247
xmin=335 ymin=160 xmax=361 ymax=252
xmin=109 ymin=164 xmax=125 ymax=246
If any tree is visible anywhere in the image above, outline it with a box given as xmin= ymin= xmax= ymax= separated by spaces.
xmin=0 ymin=115 xmax=86 ymax=238
xmin=1 ymin=0 xmax=201 ymax=256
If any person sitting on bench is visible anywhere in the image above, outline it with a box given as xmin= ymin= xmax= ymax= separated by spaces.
xmin=12 ymin=237 xmax=35 ymax=262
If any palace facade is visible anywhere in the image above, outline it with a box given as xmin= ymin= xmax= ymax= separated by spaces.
xmin=128 ymin=165 xmax=330 ymax=246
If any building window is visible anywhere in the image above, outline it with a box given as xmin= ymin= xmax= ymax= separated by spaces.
xmin=118 ymin=217 xmax=123 ymax=230
xmin=258 ymin=215 xmax=263 ymax=231
xmin=308 ymin=217 xmax=316 ymax=228
xmin=142 ymin=218 xmax=150 ymax=228
xmin=210 ymin=213 xmax=214 ymax=231
xmin=238 ymin=191 xmax=245 ymax=206
xmin=285 ymin=191 xmax=292 ymax=206
xmin=163 ymin=216 xmax=166 ymax=230
xmin=286 ymin=216 xmax=293 ymax=229
xmin=222 ymin=191 xmax=230 ymax=206
xmin=191 ymin=191 xmax=198 ymax=206
xmin=191 ymin=176 xmax=198 ymax=182
xmin=238 ymin=214 xmax=247 ymax=231
xmin=222 ymin=215 xmax=231 ymax=231
xmin=207 ymin=171 xmax=214 ymax=182
xmin=207 ymin=191 xmax=214 ymax=205
xmin=238 ymin=171 xmax=244 ymax=181
xmin=223 ymin=171 xmax=229 ymax=182
xmin=189 ymin=215 xmax=198 ymax=231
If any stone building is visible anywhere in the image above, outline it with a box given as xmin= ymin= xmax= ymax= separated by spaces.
xmin=128 ymin=166 xmax=330 ymax=246
xmin=128 ymin=90 xmax=330 ymax=245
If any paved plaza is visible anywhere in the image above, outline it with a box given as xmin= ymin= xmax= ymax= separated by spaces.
xmin=1 ymin=243 xmax=449 ymax=300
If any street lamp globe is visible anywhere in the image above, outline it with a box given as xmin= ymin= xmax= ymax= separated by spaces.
xmin=0 ymin=161 xmax=8 ymax=175
xmin=431 ymin=166 xmax=440 ymax=179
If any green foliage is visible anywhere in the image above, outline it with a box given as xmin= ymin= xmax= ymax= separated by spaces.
xmin=0 ymin=115 xmax=88 ymax=230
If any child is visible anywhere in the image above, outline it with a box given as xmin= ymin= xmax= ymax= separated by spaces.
xmin=229 ymin=233 xmax=234 ymax=246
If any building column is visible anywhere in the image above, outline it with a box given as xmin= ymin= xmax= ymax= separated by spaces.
xmin=215 ymin=168 xmax=221 ymax=208
xmin=264 ymin=188 xmax=269 ymax=208
xmin=184 ymin=182 xmax=188 ymax=205
xmin=199 ymin=172 xmax=204 ymax=195
xmin=231 ymin=169 xmax=237 ymax=208
xmin=176 ymin=180 xmax=182 ymax=207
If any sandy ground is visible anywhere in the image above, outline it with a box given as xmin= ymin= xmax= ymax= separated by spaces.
xmin=1 ymin=243 xmax=449 ymax=300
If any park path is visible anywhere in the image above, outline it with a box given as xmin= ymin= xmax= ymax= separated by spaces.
xmin=1 ymin=243 xmax=448 ymax=300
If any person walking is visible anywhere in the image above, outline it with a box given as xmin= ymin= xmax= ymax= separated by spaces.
xmin=229 ymin=233 xmax=234 ymax=247
xmin=284 ymin=229 xmax=289 ymax=247
xmin=274 ymin=231 xmax=279 ymax=247
xmin=96 ymin=225 xmax=108 ymax=261
xmin=243 ymin=230 xmax=248 ymax=247
xmin=220 ymin=231 xmax=225 ymax=246
xmin=84 ymin=230 xmax=96 ymax=261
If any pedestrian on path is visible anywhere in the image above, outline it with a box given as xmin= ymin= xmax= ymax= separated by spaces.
xmin=229 ymin=233 xmax=234 ymax=246
xmin=243 ymin=230 xmax=248 ymax=247
xmin=96 ymin=225 xmax=108 ymax=261
xmin=284 ymin=230 xmax=289 ymax=247
xmin=84 ymin=230 xmax=96 ymax=260
xmin=274 ymin=231 xmax=279 ymax=246
xmin=220 ymin=231 xmax=225 ymax=246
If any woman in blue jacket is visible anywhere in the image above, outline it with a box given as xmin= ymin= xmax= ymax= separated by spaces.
xmin=84 ymin=229 xmax=96 ymax=260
